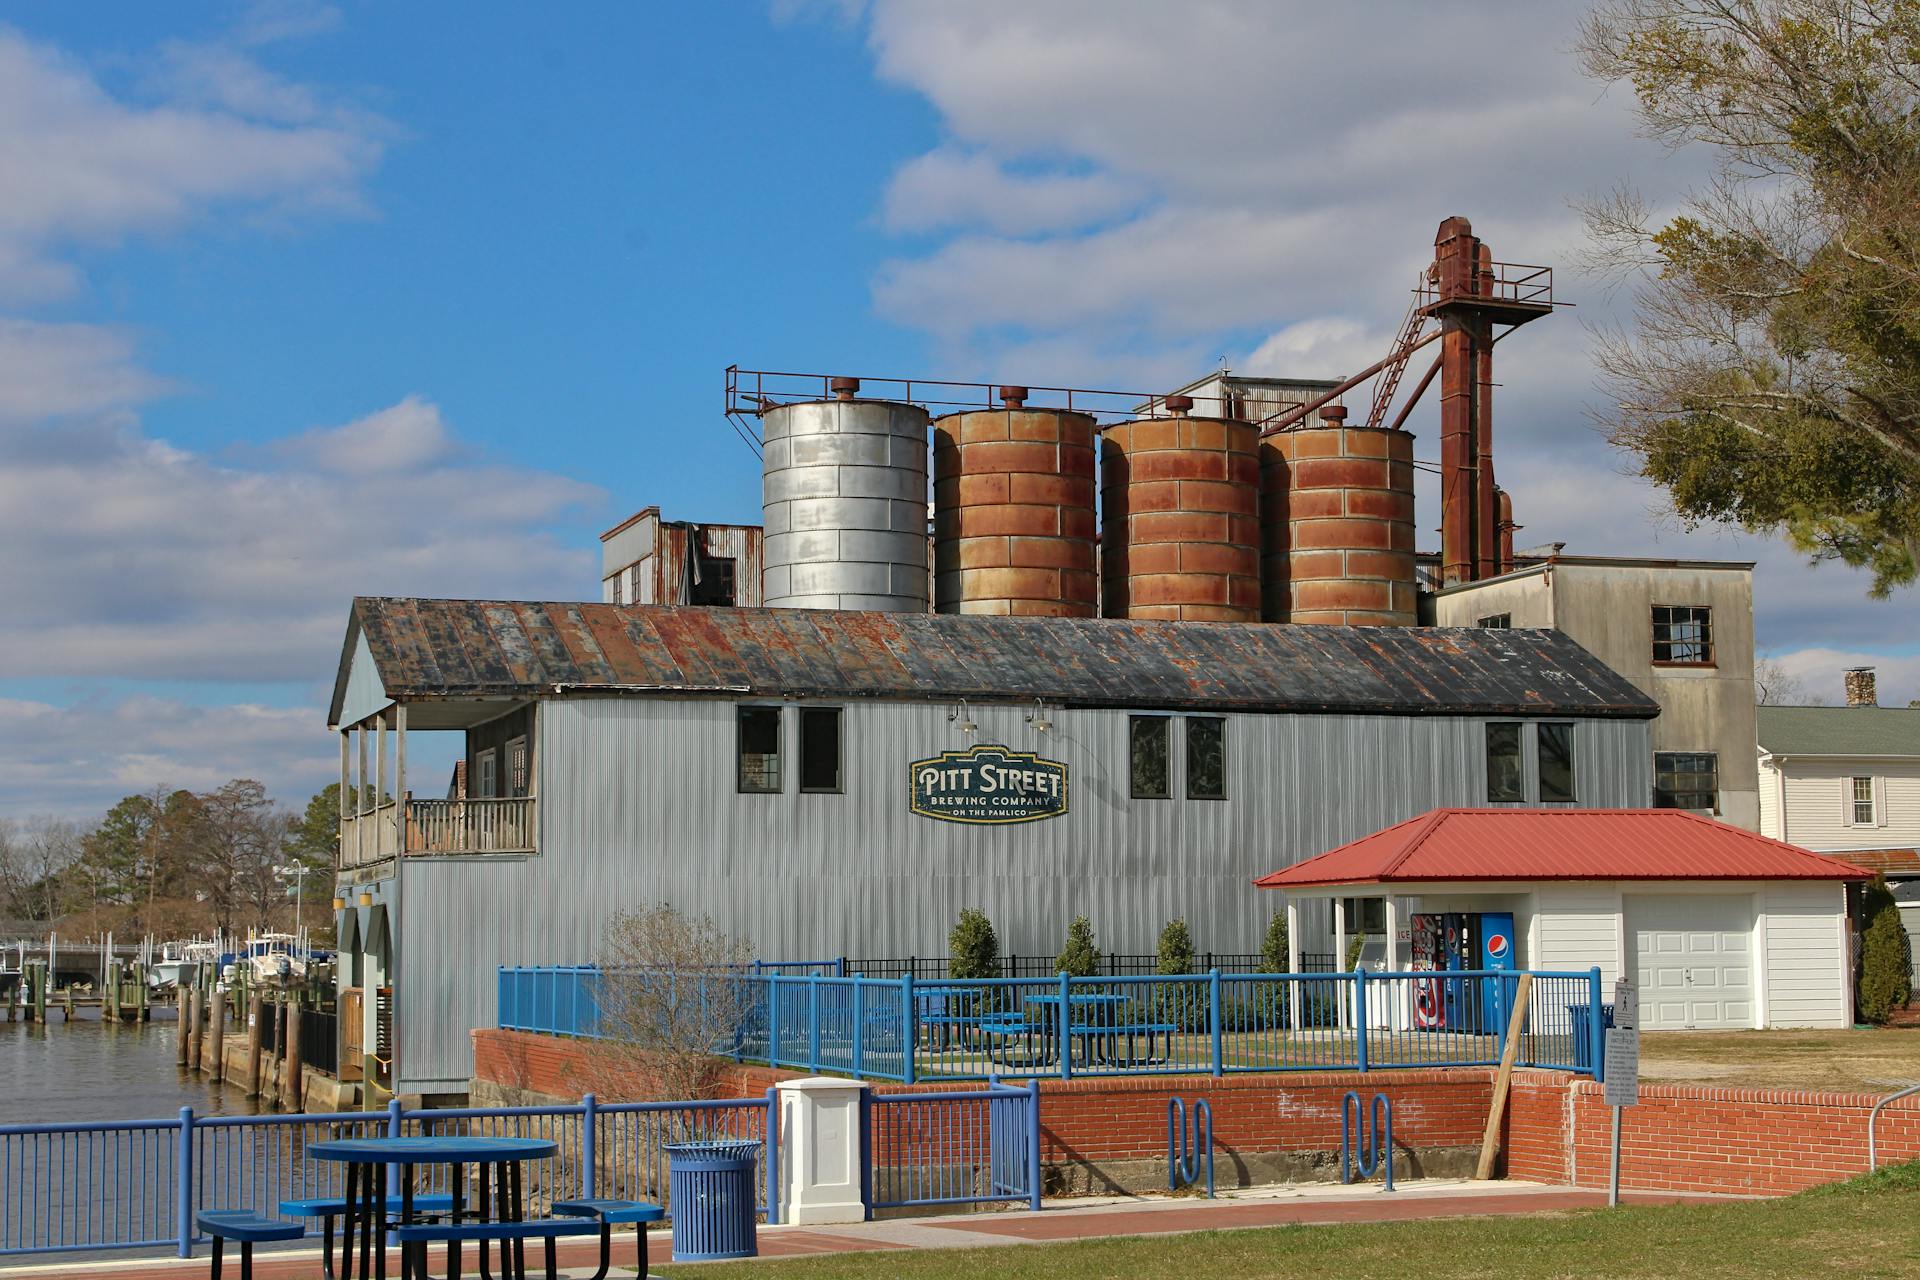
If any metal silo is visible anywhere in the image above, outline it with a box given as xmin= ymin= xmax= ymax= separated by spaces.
xmin=1100 ymin=395 xmax=1261 ymax=622
xmin=761 ymin=377 xmax=931 ymax=611
xmin=932 ymin=387 xmax=1098 ymax=616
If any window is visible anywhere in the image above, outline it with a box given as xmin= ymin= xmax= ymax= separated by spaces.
xmin=1852 ymin=776 xmax=1876 ymax=825
xmin=609 ymin=574 xmax=624 ymax=605
xmin=1654 ymin=751 xmax=1717 ymax=811
xmin=799 ymin=707 xmax=841 ymax=793
xmin=505 ymin=736 xmax=529 ymax=798
xmin=691 ymin=558 xmax=738 ymax=607
xmin=1340 ymin=897 xmax=1387 ymax=934
xmin=1130 ymin=716 xmax=1170 ymax=799
xmin=1652 ymin=605 xmax=1714 ymax=665
xmin=737 ymin=706 xmax=781 ymax=793
xmin=1539 ymin=722 xmax=1577 ymax=803
xmin=474 ymin=748 xmax=497 ymax=800
xmin=1476 ymin=613 xmax=1512 ymax=629
xmin=1186 ymin=718 xmax=1226 ymax=800
xmin=1485 ymin=723 xmax=1524 ymax=802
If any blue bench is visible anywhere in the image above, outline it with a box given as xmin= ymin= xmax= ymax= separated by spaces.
xmin=198 ymin=1211 xmax=302 ymax=1280
xmin=554 ymin=1198 xmax=664 ymax=1279
xmin=392 ymin=1216 xmax=598 ymax=1280
xmin=279 ymin=1194 xmax=454 ymax=1280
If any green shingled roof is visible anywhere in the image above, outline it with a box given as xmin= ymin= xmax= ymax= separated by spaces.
xmin=1757 ymin=705 xmax=1920 ymax=757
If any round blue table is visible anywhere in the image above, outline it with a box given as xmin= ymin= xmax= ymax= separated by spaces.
xmin=310 ymin=1136 xmax=557 ymax=1280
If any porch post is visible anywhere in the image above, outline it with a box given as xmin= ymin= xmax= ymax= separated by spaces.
xmin=1333 ymin=897 xmax=1349 ymax=1031
xmin=1285 ymin=898 xmax=1302 ymax=1032
xmin=375 ymin=712 xmax=389 ymax=857
xmin=394 ymin=704 xmax=407 ymax=856
xmin=338 ymin=732 xmax=349 ymax=866
xmin=356 ymin=725 xmax=369 ymax=864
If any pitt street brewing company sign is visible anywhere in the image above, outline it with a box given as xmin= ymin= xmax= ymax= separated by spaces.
xmin=909 ymin=744 xmax=1068 ymax=825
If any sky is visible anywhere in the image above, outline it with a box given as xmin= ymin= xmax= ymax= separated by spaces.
xmin=4 ymin=0 xmax=1919 ymax=820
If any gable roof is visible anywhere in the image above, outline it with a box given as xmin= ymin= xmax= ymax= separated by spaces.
xmin=1253 ymin=808 xmax=1872 ymax=888
xmin=329 ymin=598 xmax=1661 ymax=727
xmin=1757 ymin=705 xmax=1920 ymax=758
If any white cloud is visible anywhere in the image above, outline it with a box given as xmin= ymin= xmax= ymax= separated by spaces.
xmin=283 ymin=395 xmax=459 ymax=473
xmin=0 ymin=318 xmax=173 ymax=425
xmin=882 ymin=150 xmax=1140 ymax=236
xmin=0 ymin=24 xmax=386 ymax=302
xmin=1241 ymin=318 xmax=1392 ymax=385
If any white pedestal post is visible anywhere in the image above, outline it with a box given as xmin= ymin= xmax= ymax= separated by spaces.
xmin=776 ymin=1076 xmax=869 ymax=1225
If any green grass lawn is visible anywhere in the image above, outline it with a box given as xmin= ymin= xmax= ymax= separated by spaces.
xmin=668 ymin=1163 xmax=1920 ymax=1279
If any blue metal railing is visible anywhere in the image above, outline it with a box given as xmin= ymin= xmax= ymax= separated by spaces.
xmin=863 ymin=1079 xmax=1040 ymax=1212
xmin=0 ymin=1093 xmax=778 ymax=1260
xmin=500 ymin=965 xmax=1609 ymax=1085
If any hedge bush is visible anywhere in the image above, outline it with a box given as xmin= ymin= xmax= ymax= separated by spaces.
xmin=948 ymin=907 xmax=1000 ymax=980
xmin=1057 ymin=915 xmax=1100 ymax=977
xmin=1857 ymin=876 xmax=1913 ymax=1024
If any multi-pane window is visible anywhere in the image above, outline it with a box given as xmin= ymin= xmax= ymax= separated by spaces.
xmin=1539 ymin=722 xmax=1577 ymax=803
xmin=799 ymin=707 xmax=842 ymax=793
xmin=474 ymin=748 xmax=497 ymax=800
xmin=1130 ymin=716 xmax=1171 ymax=799
xmin=1652 ymin=605 xmax=1714 ymax=664
xmin=1186 ymin=718 xmax=1226 ymax=800
xmin=505 ymin=736 xmax=529 ymax=798
xmin=610 ymin=574 xmax=624 ymax=605
xmin=1477 ymin=613 xmax=1512 ymax=629
xmin=1654 ymin=751 xmax=1717 ymax=811
xmin=737 ymin=706 xmax=782 ymax=793
xmin=1485 ymin=723 xmax=1524 ymax=802
xmin=1852 ymin=776 xmax=1876 ymax=825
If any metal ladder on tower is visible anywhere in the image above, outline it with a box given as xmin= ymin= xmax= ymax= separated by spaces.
xmin=1365 ymin=278 xmax=1430 ymax=429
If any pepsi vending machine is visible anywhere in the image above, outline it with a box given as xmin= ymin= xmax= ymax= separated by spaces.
xmin=1478 ymin=911 xmax=1517 ymax=1032
xmin=1410 ymin=914 xmax=1444 ymax=1028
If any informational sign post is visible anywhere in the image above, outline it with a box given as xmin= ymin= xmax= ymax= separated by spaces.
xmin=1606 ymin=977 xmax=1640 ymax=1207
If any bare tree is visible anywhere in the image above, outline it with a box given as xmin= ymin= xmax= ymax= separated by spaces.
xmin=591 ymin=905 xmax=755 ymax=1102
xmin=1755 ymin=655 xmax=1813 ymax=704
xmin=18 ymin=817 xmax=82 ymax=923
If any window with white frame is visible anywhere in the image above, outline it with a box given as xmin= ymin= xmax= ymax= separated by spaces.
xmin=505 ymin=736 xmax=529 ymax=798
xmin=474 ymin=748 xmax=498 ymax=800
xmin=1852 ymin=775 xmax=1876 ymax=825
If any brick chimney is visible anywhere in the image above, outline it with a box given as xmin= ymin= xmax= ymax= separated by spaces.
xmin=1844 ymin=666 xmax=1877 ymax=707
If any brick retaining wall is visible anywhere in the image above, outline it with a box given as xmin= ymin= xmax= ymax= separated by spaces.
xmin=471 ymin=1029 xmax=1920 ymax=1196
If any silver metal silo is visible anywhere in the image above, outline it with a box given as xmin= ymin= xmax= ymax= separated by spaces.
xmin=762 ymin=382 xmax=931 ymax=611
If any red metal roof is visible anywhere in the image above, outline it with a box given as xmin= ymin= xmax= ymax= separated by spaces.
xmin=1253 ymin=809 xmax=1873 ymax=889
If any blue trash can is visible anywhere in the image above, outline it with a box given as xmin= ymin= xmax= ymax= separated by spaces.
xmin=665 ymin=1140 xmax=761 ymax=1261
xmin=1567 ymin=1003 xmax=1617 ymax=1072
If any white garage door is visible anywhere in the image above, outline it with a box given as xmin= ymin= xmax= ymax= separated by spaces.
xmin=1626 ymin=894 xmax=1755 ymax=1030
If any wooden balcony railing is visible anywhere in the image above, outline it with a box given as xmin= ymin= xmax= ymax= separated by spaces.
xmin=338 ymin=796 xmax=537 ymax=868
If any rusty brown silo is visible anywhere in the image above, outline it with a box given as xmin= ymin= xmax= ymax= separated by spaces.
xmin=1100 ymin=395 xmax=1260 ymax=621
xmin=1260 ymin=405 xmax=1417 ymax=625
xmin=932 ymin=388 xmax=1098 ymax=615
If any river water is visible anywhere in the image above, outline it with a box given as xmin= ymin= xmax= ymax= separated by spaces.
xmin=0 ymin=1009 xmax=269 ymax=1125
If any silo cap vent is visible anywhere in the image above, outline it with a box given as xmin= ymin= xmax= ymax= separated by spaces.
xmin=830 ymin=376 xmax=860 ymax=400
xmin=999 ymin=385 xmax=1028 ymax=407
xmin=1164 ymin=394 xmax=1194 ymax=416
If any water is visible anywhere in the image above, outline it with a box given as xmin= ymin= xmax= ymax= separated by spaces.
xmin=0 ymin=1009 xmax=268 ymax=1125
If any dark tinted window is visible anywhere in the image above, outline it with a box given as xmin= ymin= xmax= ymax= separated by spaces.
xmin=1130 ymin=716 xmax=1170 ymax=799
xmin=737 ymin=706 xmax=781 ymax=793
xmin=1539 ymin=722 xmax=1576 ymax=803
xmin=1654 ymin=752 xmax=1717 ymax=811
xmin=1485 ymin=723 xmax=1524 ymax=802
xmin=691 ymin=558 xmax=737 ymax=606
xmin=1187 ymin=718 xmax=1226 ymax=799
xmin=1477 ymin=613 xmax=1511 ymax=629
xmin=799 ymin=707 xmax=841 ymax=793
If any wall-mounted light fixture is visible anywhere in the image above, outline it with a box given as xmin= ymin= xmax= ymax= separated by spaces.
xmin=948 ymin=698 xmax=977 ymax=736
xmin=1025 ymin=698 xmax=1052 ymax=733
xmin=357 ymin=891 xmax=373 ymax=907
xmin=332 ymin=896 xmax=346 ymax=911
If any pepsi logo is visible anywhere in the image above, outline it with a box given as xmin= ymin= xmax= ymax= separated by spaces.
xmin=1487 ymin=934 xmax=1510 ymax=958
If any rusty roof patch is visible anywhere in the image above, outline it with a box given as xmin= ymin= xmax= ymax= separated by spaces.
xmin=338 ymin=599 xmax=1661 ymax=721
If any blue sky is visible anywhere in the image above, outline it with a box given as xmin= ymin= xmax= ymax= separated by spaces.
xmin=4 ymin=0 xmax=1919 ymax=818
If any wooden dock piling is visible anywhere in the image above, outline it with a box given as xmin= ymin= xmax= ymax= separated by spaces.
xmin=208 ymin=989 xmax=227 ymax=1082
xmin=176 ymin=988 xmax=190 ymax=1062
xmin=245 ymin=994 xmax=264 ymax=1097
xmin=187 ymin=987 xmax=204 ymax=1073
xmin=283 ymin=995 xmax=303 ymax=1112
xmin=105 ymin=962 xmax=120 ymax=1021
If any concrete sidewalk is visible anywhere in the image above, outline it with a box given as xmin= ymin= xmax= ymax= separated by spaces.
xmin=2 ymin=1180 xmax=1740 ymax=1279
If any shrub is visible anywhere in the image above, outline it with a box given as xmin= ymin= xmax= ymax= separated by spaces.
xmin=1857 ymin=876 xmax=1914 ymax=1024
xmin=1345 ymin=930 xmax=1370 ymax=971
xmin=1056 ymin=915 xmax=1100 ymax=977
xmin=1156 ymin=919 xmax=1196 ymax=975
xmin=593 ymin=903 xmax=753 ymax=1101
xmin=1261 ymin=912 xmax=1290 ymax=974
xmin=948 ymin=907 xmax=1000 ymax=980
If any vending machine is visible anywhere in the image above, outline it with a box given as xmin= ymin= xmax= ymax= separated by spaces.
xmin=1409 ymin=913 xmax=1444 ymax=1028
xmin=1478 ymin=911 xmax=1517 ymax=1031
xmin=1441 ymin=913 xmax=1480 ymax=1032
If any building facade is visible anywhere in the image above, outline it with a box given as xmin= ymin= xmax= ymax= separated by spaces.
xmin=328 ymin=599 xmax=1658 ymax=1096
xmin=600 ymin=507 xmax=764 ymax=608
xmin=1427 ymin=556 xmax=1759 ymax=829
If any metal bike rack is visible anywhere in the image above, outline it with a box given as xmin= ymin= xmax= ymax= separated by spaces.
xmin=1167 ymin=1097 xmax=1214 ymax=1198
xmin=1341 ymin=1091 xmax=1394 ymax=1191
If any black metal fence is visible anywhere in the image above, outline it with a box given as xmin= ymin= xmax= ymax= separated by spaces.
xmin=299 ymin=1007 xmax=337 ymax=1075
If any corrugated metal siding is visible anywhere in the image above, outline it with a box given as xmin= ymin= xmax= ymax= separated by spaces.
xmin=391 ymin=696 xmax=1652 ymax=1091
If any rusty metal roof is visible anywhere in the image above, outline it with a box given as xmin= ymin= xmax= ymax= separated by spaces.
xmin=330 ymin=598 xmax=1661 ymax=727
xmin=1254 ymin=808 xmax=1872 ymax=888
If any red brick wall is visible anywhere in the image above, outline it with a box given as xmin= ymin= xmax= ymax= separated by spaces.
xmin=472 ymin=1030 xmax=1920 ymax=1195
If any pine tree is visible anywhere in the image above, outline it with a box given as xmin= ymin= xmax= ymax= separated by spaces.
xmin=948 ymin=908 xmax=1000 ymax=980
xmin=1155 ymin=919 xmax=1195 ymax=975
xmin=1261 ymin=912 xmax=1291 ymax=974
xmin=1857 ymin=876 xmax=1914 ymax=1024
xmin=1056 ymin=916 xmax=1099 ymax=977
